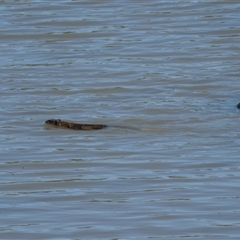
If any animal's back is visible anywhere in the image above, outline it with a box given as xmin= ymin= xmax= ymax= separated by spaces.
xmin=45 ymin=119 xmax=107 ymax=130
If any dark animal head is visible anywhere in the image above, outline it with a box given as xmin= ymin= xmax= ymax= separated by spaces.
xmin=45 ymin=119 xmax=62 ymax=125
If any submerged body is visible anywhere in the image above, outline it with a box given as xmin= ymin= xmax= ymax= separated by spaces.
xmin=45 ymin=119 xmax=107 ymax=130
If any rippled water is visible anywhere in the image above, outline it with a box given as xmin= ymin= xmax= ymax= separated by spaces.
xmin=1 ymin=1 xmax=240 ymax=239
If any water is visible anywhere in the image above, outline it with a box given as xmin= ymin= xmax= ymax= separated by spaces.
xmin=1 ymin=1 xmax=240 ymax=239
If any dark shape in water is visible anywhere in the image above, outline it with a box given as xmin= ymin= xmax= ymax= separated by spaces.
xmin=237 ymin=102 xmax=240 ymax=109
xmin=45 ymin=119 xmax=107 ymax=130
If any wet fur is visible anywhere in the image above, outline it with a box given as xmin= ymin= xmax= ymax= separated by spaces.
xmin=45 ymin=119 xmax=107 ymax=130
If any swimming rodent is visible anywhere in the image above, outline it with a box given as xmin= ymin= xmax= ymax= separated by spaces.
xmin=46 ymin=103 xmax=240 ymax=131
xmin=45 ymin=119 xmax=107 ymax=130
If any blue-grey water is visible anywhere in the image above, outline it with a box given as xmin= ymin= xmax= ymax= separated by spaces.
xmin=1 ymin=1 xmax=240 ymax=239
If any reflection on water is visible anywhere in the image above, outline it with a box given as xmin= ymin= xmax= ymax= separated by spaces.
xmin=1 ymin=1 xmax=240 ymax=239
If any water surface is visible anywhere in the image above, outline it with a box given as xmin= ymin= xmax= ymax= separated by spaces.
xmin=1 ymin=1 xmax=240 ymax=239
